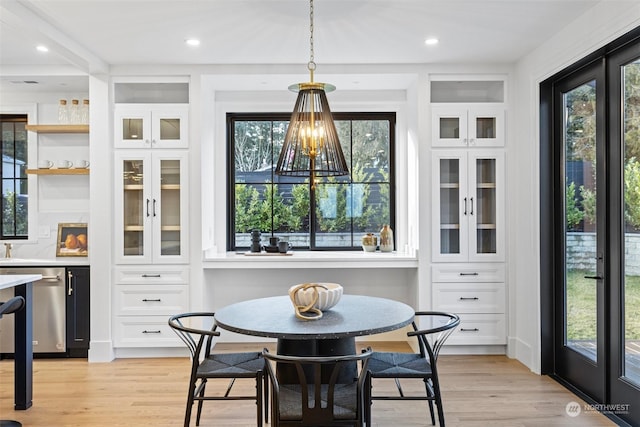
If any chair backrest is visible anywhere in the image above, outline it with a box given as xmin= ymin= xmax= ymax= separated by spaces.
xmin=0 ymin=296 xmax=25 ymax=319
xmin=408 ymin=311 xmax=460 ymax=363
xmin=263 ymin=347 xmax=372 ymax=426
xmin=168 ymin=312 xmax=220 ymax=360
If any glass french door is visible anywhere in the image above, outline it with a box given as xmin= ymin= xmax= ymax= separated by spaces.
xmin=554 ymin=60 xmax=606 ymax=402
xmin=549 ymin=36 xmax=640 ymax=425
xmin=609 ymin=43 xmax=640 ymax=424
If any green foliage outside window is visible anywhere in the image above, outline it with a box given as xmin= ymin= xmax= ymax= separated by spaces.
xmin=625 ymin=159 xmax=640 ymax=229
xmin=565 ymin=181 xmax=583 ymax=230
xmin=2 ymin=191 xmax=28 ymax=237
xmin=564 ymin=63 xmax=640 ymax=232
xmin=229 ymin=113 xmax=394 ymax=249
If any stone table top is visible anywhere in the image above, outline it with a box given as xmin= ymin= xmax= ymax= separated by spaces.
xmin=214 ymin=294 xmax=415 ymax=340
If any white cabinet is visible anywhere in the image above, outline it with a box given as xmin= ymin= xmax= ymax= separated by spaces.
xmin=431 ymin=264 xmax=506 ymax=345
xmin=113 ymin=266 xmax=189 ymax=347
xmin=114 ymin=150 xmax=189 ymax=264
xmin=432 ymin=150 xmax=504 ymax=263
xmin=114 ymin=104 xmax=188 ymax=149
xmin=431 ymin=105 xmax=504 ymax=147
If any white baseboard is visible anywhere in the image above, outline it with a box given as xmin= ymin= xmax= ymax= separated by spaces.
xmin=440 ymin=344 xmax=506 ymax=355
xmin=88 ymin=340 xmax=115 ymax=362
xmin=114 ymin=347 xmax=189 ymax=358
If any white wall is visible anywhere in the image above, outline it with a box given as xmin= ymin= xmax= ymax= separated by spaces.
xmin=510 ymin=1 xmax=640 ymax=373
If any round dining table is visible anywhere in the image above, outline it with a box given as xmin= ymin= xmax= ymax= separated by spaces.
xmin=214 ymin=294 xmax=415 ymax=382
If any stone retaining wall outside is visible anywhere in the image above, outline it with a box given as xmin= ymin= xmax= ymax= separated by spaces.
xmin=567 ymin=232 xmax=640 ymax=275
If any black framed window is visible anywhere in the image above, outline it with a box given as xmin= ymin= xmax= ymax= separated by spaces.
xmin=0 ymin=114 xmax=28 ymax=240
xmin=227 ymin=112 xmax=395 ymax=251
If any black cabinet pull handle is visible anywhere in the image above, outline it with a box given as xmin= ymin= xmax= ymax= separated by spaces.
xmin=141 ymin=274 xmax=161 ymax=278
xmin=463 ymin=197 xmax=467 ymax=215
xmin=142 ymin=330 xmax=161 ymax=334
xmin=470 ymin=197 xmax=474 ymax=215
xmin=142 ymin=298 xmax=161 ymax=302
xmin=153 ymin=199 xmax=157 ymax=217
xmin=459 ymin=272 xmax=479 ymax=276
xmin=460 ymin=328 xmax=480 ymax=332
xmin=459 ymin=297 xmax=479 ymax=300
xmin=146 ymin=199 xmax=150 ymax=217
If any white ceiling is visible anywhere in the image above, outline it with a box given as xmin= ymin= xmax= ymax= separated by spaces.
xmin=0 ymin=0 xmax=603 ymax=92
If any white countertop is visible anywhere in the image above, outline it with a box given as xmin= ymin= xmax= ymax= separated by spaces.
xmin=203 ymin=250 xmax=419 ymax=269
xmin=0 ymin=274 xmax=42 ymax=290
xmin=0 ymin=258 xmax=88 ymax=267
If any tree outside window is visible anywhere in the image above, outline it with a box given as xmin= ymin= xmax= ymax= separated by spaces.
xmin=228 ymin=112 xmax=395 ymax=250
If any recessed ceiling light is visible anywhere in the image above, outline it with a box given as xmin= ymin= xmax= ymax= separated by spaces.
xmin=36 ymin=45 xmax=49 ymax=52
xmin=424 ymin=38 xmax=439 ymax=46
xmin=185 ymin=38 xmax=200 ymax=46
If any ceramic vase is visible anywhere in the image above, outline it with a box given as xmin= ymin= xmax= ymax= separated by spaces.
xmin=379 ymin=224 xmax=394 ymax=252
xmin=361 ymin=233 xmax=377 ymax=252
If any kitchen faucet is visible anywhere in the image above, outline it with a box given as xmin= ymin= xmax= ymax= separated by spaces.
xmin=4 ymin=243 xmax=12 ymax=258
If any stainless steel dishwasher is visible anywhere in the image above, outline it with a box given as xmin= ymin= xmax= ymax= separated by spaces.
xmin=0 ymin=267 xmax=66 ymax=354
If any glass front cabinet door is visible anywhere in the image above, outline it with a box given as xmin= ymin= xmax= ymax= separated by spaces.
xmin=114 ymin=105 xmax=188 ymax=149
xmin=432 ymin=151 xmax=504 ymax=262
xmin=432 ymin=106 xmax=504 ymax=148
xmin=115 ymin=151 xmax=188 ymax=264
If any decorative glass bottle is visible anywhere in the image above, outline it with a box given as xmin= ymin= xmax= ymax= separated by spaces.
xmin=58 ymin=99 xmax=69 ymax=124
xmin=70 ymin=99 xmax=81 ymax=124
xmin=379 ymin=224 xmax=394 ymax=252
xmin=80 ymin=99 xmax=90 ymax=124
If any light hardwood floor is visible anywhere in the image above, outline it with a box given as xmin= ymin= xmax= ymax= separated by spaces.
xmin=0 ymin=343 xmax=615 ymax=427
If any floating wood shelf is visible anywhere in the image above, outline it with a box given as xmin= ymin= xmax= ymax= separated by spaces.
xmin=25 ymin=124 xmax=89 ymax=133
xmin=26 ymin=168 xmax=89 ymax=175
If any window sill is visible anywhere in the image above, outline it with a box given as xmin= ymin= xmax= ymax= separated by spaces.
xmin=202 ymin=250 xmax=418 ymax=269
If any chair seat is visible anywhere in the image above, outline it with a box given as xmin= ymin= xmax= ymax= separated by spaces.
xmin=368 ymin=351 xmax=432 ymax=378
xmin=197 ymin=352 xmax=263 ymax=378
xmin=278 ymin=383 xmax=358 ymax=421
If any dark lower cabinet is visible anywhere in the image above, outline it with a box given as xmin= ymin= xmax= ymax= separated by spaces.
xmin=66 ymin=266 xmax=90 ymax=357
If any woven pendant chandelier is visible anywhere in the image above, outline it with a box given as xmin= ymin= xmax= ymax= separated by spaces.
xmin=275 ymin=0 xmax=349 ymax=186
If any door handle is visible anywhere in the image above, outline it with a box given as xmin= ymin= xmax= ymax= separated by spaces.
xmin=469 ymin=197 xmax=474 ymax=215
xmin=463 ymin=197 xmax=467 ymax=215
xmin=153 ymin=199 xmax=157 ymax=217
xmin=146 ymin=198 xmax=150 ymax=217
xmin=67 ymin=270 xmax=73 ymax=296
xmin=584 ymin=275 xmax=604 ymax=280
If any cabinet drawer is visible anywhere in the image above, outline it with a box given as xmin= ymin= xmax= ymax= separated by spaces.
xmin=432 ymin=264 xmax=505 ymax=282
xmin=114 ymin=316 xmax=182 ymax=347
xmin=432 ymin=282 xmax=505 ymax=314
xmin=114 ymin=266 xmax=189 ymax=285
xmin=446 ymin=314 xmax=506 ymax=345
xmin=115 ymin=285 xmax=188 ymax=316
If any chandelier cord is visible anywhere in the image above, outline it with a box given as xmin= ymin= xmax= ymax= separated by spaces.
xmin=308 ymin=0 xmax=316 ymax=78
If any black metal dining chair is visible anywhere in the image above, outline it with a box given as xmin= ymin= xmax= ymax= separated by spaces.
xmin=366 ymin=311 xmax=460 ymax=427
xmin=168 ymin=312 xmax=268 ymax=427
xmin=263 ymin=347 xmax=372 ymax=427
xmin=0 ymin=296 xmax=26 ymax=427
